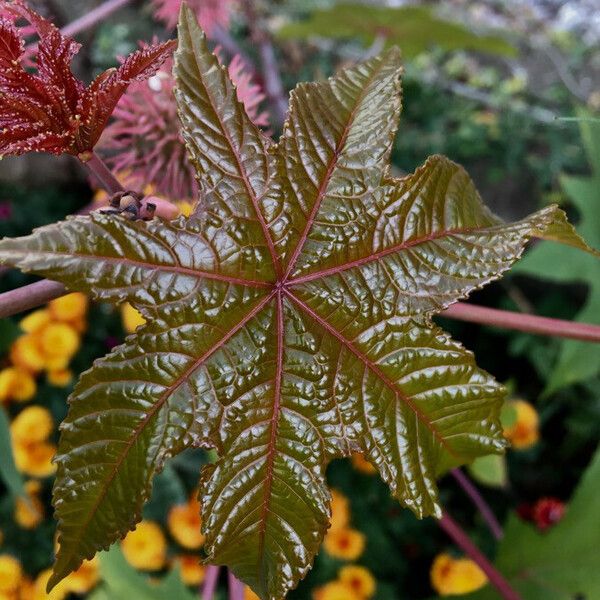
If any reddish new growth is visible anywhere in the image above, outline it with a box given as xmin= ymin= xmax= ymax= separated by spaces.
xmin=152 ymin=0 xmax=234 ymax=34
xmin=100 ymin=51 xmax=268 ymax=201
xmin=517 ymin=497 xmax=566 ymax=531
xmin=0 ymin=0 xmax=175 ymax=161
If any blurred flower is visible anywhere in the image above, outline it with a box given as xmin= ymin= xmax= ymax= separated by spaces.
xmin=101 ymin=49 xmax=267 ymax=202
xmin=49 ymin=293 xmax=88 ymax=332
xmin=314 ymin=581 xmax=361 ymax=600
xmin=533 ymin=497 xmax=565 ymax=531
xmin=122 ymin=520 xmax=167 ymax=571
xmin=64 ymin=556 xmax=100 ymax=595
xmin=11 ymin=406 xmax=56 ymax=478
xmin=430 ymin=553 xmax=487 ymax=595
xmin=0 ymin=367 xmax=37 ymax=404
xmin=167 ymin=495 xmax=204 ymax=549
xmin=351 ymin=453 xmax=376 ymax=475
xmin=323 ymin=528 xmax=365 ymax=561
xmin=245 ymin=587 xmax=260 ymax=600
xmin=19 ymin=310 xmax=51 ymax=334
xmin=39 ymin=322 xmax=80 ymax=362
xmin=330 ymin=489 xmax=350 ymax=531
xmin=121 ymin=302 xmax=146 ymax=334
xmin=47 ymin=368 xmax=73 ymax=388
xmin=10 ymin=335 xmax=46 ymax=373
xmin=14 ymin=480 xmax=44 ymax=529
xmin=0 ymin=555 xmax=22 ymax=595
xmin=175 ymin=555 xmax=206 ymax=586
xmin=32 ymin=568 xmax=70 ymax=600
xmin=503 ymin=399 xmax=539 ymax=449
xmin=0 ymin=1 xmax=175 ymax=160
xmin=338 ymin=565 xmax=376 ymax=599
xmin=11 ymin=406 xmax=53 ymax=444
xmin=152 ymin=0 xmax=235 ymax=35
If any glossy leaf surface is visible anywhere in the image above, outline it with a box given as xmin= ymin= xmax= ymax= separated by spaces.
xmin=0 ymin=7 xmax=597 ymax=599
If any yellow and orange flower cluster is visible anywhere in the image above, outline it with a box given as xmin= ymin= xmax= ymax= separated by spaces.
xmin=10 ymin=405 xmax=56 ymax=478
xmin=323 ymin=490 xmax=366 ymax=561
xmin=430 ymin=553 xmax=488 ymax=595
xmin=504 ymin=399 xmax=540 ymax=450
xmin=0 ymin=293 xmax=88 ymax=406
xmin=314 ymin=565 xmax=376 ymax=600
xmin=0 ymin=554 xmax=99 ymax=600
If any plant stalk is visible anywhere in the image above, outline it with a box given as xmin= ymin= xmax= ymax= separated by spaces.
xmin=0 ymin=280 xmax=66 ymax=319
xmin=202 ymin=565 xmax=220 ymax=600
xmin=82 ymin=152 xmax=124 ymax=195
xmin=441 ymin=302 xmax=600 ymax=342
xmin=451 ymin=468 xmax=503 ymax=540
xmin=228 ymin=570 xmax=245 ymax=600
xmin=438 ymin=511 xmax=522 ymax=600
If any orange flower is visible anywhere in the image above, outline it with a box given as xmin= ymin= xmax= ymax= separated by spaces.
xmin=338 ymin=565 xmax=376 ymax=598
xmin=175 ymin=555 xmax=206 ymax=586
xmin=430 ymin=553 xmax=488 ymax=595
xmin=313 ymin=581 xmax=361 ymax=600
xmin=168 ymin=496 xmax=204 ymax=549
xmin=330 ymin=489 xmax=350 ymax=531
xmin=10 ymin=335 xmax=46 ymax=373
xmin=31 ymin=568 xmax=70 ymax=600
xmin=351 ymin=453 xmax=377 ymax=475
xmin=0 ymin=367 xmax=36 ymax=404
xmin=48 ymin=293 xmax=88 ymax=325
xmin=64 ymin=556 xmax=100 ymax=594
xmin=0 ymin=555 xmax=22 ymax=594
xmin=323 ymin=528 xmax=365 ymax=561
xmin=47 ymin=369 xmax=73 ymax=388
xmin=39 ymin=323 xmax=80 ymax=360
xmin=13 ymin=440 xmax=57 ymax=478
xmin=121 ymin=521 xmax=167 ymax=571
xmin=14 ymin=481 xmax=44 ymax=529
xmin=19 ymin=309 xmax=51 ymax=334
xmin=504 ymin=399 xmax=539 ymax=450
xmin=11 ymin=406 xmax=53 ymax=444
xmin=121 ymin=302 xmax=147 ymax=334
xmin=245 ymin=587 xmax=261 ymax=600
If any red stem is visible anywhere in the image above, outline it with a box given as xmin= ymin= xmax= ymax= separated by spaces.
xmin=83 ymin=152 xmax=124 ymax=195
xmin=228 ymin=570 xmax=245 ymax=600
xmin=202 ymin=565 xmax=220 ymax=600
xmin=451 ymin=468 xmax=503 ymax=540
xmin=442 ymin=302 xmax=600 ymax=342
xmin=0 ymin=280 xmax=66 ymax=319
xmin=438 ymin=511 xmax=522 ymax=600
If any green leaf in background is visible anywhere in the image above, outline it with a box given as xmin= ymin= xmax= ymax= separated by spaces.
xmin=277 ymin=3 xmax=517 ymax=58
xmin=0 ymin=405 xmax=25 ymax=502
xmin=512 ymin=110 xmax=600 ymax=393
xmin=97 ymin=545 xmax=196 ymax=600
xmin=468 ymin=454 xmax=507 ymax=488
xmin=0 ymin=7 xmax=597 ymax=599
xmin=456 ymin=445 xmax=600 ymax=600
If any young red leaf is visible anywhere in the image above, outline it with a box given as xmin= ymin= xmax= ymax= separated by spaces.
xmin=0 ymin=6 xmax=598 ymax=600
xmin=0 ymin=0 xmax=175 ymax=160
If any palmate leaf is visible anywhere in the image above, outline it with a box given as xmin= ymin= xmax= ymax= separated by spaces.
xmin=0 ymin=6 xmax=597 ymax=599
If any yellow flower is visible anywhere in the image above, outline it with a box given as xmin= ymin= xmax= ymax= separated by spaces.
xmin=338 ymin=565 xmax=376 ymax=598
xmin=11 ymin=406 xmax=53 ymax=444
xmin=122 ymin=521 xmax=167 ymax=571
xmin=323 ymin=528 xmax=365 ymax=561
xmin=168 ymin=496 xmax=204 ymax=549
xmin=13 ymin=441 xmax=57 ymax=478
xmin=314 ymin=581 xmax=361 ymax=600
xmin=245 ymin=588 xmax=261 ymax=600
xmin=351 ymin=453 xmax=377 ymax=475
xmin=430 ymin=553 xmax=488 ymax=595
xmin=39 ymin=323 xmax=80 ymax=360
xmin=47 ymin=369 xmax=73 ymax=388
xmin=121 ymin=303 xmax=146 ymax=334
xmin=0 ymin=367 xmax=37 ymax=404
xmin=48 ymin=293 xmax=88 ymax=324
xmin=64 ymin=556 xmax=99 ymax=594
xmin=175 ymin=555 xmax=206 ymax=586
xmin=14 ymin=481 xmax=44 ymax=529
xmin=330 ymin=489 xmax=350 ymax=531
xmin=504 ymin=399 xmax=539 ymax=450
xmin=0 ymin=555 xmax=22 ymax=594
xmin=10 ymin=335 xmax=46 ymax=373
xmin=19 ymin=310 xmax=51 ymax=334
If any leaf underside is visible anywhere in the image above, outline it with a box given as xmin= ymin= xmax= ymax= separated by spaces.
xmin=0 ymin=7 xmax=597 ymax=599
